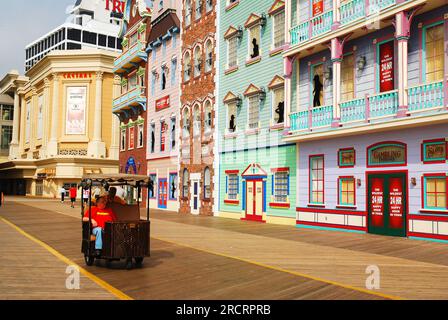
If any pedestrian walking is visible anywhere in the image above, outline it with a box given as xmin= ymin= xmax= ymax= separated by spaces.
xmin=69 ymin=186 xmax=77 ymax=208
xmin=59 ymin=186 xmax=66 ymax=203
xmin=83 ymin=188 xmax=90 ymax=204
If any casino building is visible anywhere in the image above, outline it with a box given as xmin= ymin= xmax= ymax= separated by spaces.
xmin=283 ymin=0 xmax=448 ymax=241
xmin=113 ymin=0 xmax=152 ymax=204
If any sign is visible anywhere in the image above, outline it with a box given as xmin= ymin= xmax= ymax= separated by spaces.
xmin=379 ymin=41 xmax=394 ymax=92
xmin=312 ymin=0 xmax=324 ymax=16
xmin=125 ymin=157 xmax=137 ymax=174
xmin=66 ymin=87 xmax=87 ymax=135
xmin=389 ymin=177 xmax=404 ymax=229
xmin=63 ymin=73 xmax=92 ymax=79
xmin=368 ymin=143 xmax=406 ymax=166
xmin=105 ymin=0 xmax=125 ymax=14
xmin=160 ymin=121 xmax=166 ymax=152
xmin=156 ymin=96 xmax=170 ymax=112
xmin=370 ymin=178 xmax=384 ymax=228
xmin=339 ymin=149 xmax=355 ymax=167
xmin=424 ymin=141 xmax=446 ymax=162
xmin=129 ymin=126 xmax=135 ymax=149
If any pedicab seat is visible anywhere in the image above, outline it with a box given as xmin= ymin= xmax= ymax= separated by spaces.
xmin=109 ymin=203 xmax=141 ymax=222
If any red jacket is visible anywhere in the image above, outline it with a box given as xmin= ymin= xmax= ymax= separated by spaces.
xmin=83 ymin=206 xmax=117 ymax=229
xmin=69 ymin=187 xmax=77 ymax=198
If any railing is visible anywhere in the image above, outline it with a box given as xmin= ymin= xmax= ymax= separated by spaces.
xmin=290 ymin=22 xmax=310 ymax=45
xmin=368 ymin=90 xmax=398 ymax=118
xmin=113 ymin=86 xmax=146 ymax=110
xmin=340 ymin=0 xmax=365 ymax=25
xmin=340 ymin=97 xmax=366 ymax=123
xmin=290 ymin=110 xmax=309 ymax=131
xmin=114 ymin=41 xmax=146 ymax=70
xmin=408 ymin=81 xmax=444 ymax=112
xmin=311 ymin=11 xmax=333 ymax=37
xmin=312 ymin=105 xmax=333 ymax=127
xmin=368 ymin=0 xmax=396 ymax=15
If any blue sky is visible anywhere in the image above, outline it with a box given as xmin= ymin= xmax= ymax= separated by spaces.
xmin=0 ymin=0 xmax=74 ymax=77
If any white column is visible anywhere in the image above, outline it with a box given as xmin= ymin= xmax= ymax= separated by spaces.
xmin=41 ymin=78 xmax=50 ymax=158
xmin=395 ymin=11 xmax=410 ymax=117
xmin=88 ymin=71 xmax=106 ymax=158
xmin=47 ymin=73 xmax=60 ymax=157
xmin=9 ymin=90 xmax=20 ymax=159
xmin=109 ymin=75 xmax=121 ymax=160
xmin=30 ymin=87 xmax=37 ymax=154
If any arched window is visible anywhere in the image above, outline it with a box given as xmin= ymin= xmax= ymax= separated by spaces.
xmin=182 ymin=108 xmax=190 ymax=138
xmin=183 ymin=51 xmax=191 ymax=82
xmin=194 ymin=46 xmax=202 ymax=77
xmin=204 ymin=100 xmax=212 ymax=133
xmin=204 ymin=167 xmax=211 ymax=199
xmin=183 ymin=168 xmax=189 ymax=197
xmin=205 ymin=39 xmax=213 ymax=72
xmin=185 ymin=0 xmax=192 ymax=26
xmin=193 ymin=104 xmax=201 ymax=136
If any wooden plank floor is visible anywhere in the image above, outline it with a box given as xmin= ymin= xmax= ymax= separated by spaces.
xmin=0 ymin=200 xmax=382 ymax=300
xmin=0 ymin=218 xmax=116 ymax=300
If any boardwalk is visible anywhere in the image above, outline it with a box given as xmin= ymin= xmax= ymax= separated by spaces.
xmin=1 ymin=197 xmax=448 ymax=299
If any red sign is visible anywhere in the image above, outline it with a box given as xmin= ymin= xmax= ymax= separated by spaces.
xmin=379 ymin=41 xmax=394 ymax=92
xmin=160 ymin=121 xmax=166 ymax=152
xmin=105 ymin=0 xmax=125 ymax=14
xmin=129 ymin=126 xmax=135 ymax=149
xmin=370 ymin=178 xmax=384 ymax=227
xmin=389 ymin=178 xmax=404 ymax=229
xmin=312 ymin=0 xmax=324 ymax=16
xmin=63 ymin=73 xmax=92 ymax=79
xmin=156 ymin=96 xmax=170 ymax=112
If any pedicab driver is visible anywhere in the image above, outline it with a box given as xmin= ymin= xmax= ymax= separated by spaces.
xmin=82 ymin=192 xmax=117 ymax=256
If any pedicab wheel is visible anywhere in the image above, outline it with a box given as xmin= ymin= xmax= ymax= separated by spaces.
xmin=134 ymin=257 xmax=144 ymax=267
xmin=84 ymin=255 xmax=95 ymax=266
xmin=126 ymin=258 xmax=133 ymax=270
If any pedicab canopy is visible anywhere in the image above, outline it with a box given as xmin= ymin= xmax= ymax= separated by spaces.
xmin=81 ymin=174 xmax=151 ymax=187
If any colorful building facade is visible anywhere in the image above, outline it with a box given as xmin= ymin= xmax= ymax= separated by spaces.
xmin=218 ymin=0 xmax=297 ymax=225
xmin=146 ymin=1 xmax=182 ymax=211
xmin=179 ymin=0 xmax=217 ymax=216
xmin=113 ymin=0 xmax=152 ymax=204
xmin=284 ymin=0 xmax=448 ymax=241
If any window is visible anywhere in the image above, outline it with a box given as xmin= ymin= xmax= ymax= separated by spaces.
xmin=273 ymin=11 xmax=285 ymax=48
xmin=205 ymin=39 xmax=213 ymax=72
xmin=341 ymin=53 xmax=354 ymax=102
xmin=206 ymin=0 xmax=213 ymax=12
xmin=151 ymin=71 xmax=156 ymax=95
xmin=195 ymin=0 xmax=202 ymax=19
xmin=169 ymin=173 xmax=178 ymax=200
xmin=424 ymin=175 xmax=447 ymax=209
xmin=310 ymin=155 xmax=324 ymax=204
xmin=204 ymin=100 xmax=212 ymax=133
xmin=204 ymin=167 xmax=211 ymax=199
xmin=129 ymin=73 xmax=137 ymax=89
xmin=273 ymin=171 xmax=289 ymax=203
xmin=185 ymin=0 xmax=192 ymax=26
xmin=161 ymin=67 xmax=167 ymax=90
xmin=425 ymin=23 xmax=444 ymax=82
xmin=83 ymin=31 xmax=97 ymax=45
xmin=247 ymin=95 xmax=260 ymax=129
xmin=193 ymin=105 xmax=201 ymax=136
xmin=171 ymin=58 xmax=177 ymax=85
xmin=149 ymin=174 xmax=157 ymax=198
xmin=194 ymin=46 xmax=202 ymax=77
xmin=272 ymin=86 xmax=285 ymax=124
xmin=248 ymin=25 xmax=261 ymax=59
xmin=227 ymin=36 xmax=238 ymax=69
xmin=1 ymin=105 xmax=13 ymax=121
xmin=170 ymin=117 xmax=176 ymax=149
xmin=160 ymin=120 xmax=166 ymax=152
xmin=0 ymin=126 xmax=12 ymax=150
xmin=311 ymin=64 xmax=324 ymax=107
xmin=226 ymin=174 xmax=239 ymax=200
xmin=184 ymin=51 xmax=191 ymax=81
xmin=137 ymin=124 xmax=144 ymax=148
xmin=150 ymin=123 xmax=155 ymax=153
xmin=120 ymin=128 xmax=126 ymax=151
xmin=227 ymin=102 xmax=237 ymax=133
xmin=339 ymin=177 xmax=355 ymax=206
xmin=183 ymin=108 xmax=190 ymax=138
xmin=183 ymin=169 xmax=189 ymax=197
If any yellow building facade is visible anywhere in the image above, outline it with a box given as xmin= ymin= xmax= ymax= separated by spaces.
xmin=0 ymin=49 xmax=120 ymax=197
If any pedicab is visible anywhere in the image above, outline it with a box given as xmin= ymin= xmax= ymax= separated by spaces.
xmin=79 ymin=174 xmax=152 ymax=269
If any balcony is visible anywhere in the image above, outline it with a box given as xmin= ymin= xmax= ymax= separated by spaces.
xmin=113 ymin=86 xmax=147 ymax=114
xmin=113 ymin=41 xmax=147 ymax=74
xmin=287 ymin=84 xmax=448 ymax=141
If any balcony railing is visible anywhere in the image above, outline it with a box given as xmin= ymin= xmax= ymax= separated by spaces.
xmin=340 ymin=97 xmax=366 ymax=123
xmin=114 ymin=41 xmax=146 ymax=73
xmin=368 ymin=90 xmax=398 ymax=118
xmin=113 ymin=86 xmax=146 ymax=112
xmin=289 ymin=105 xmax=333 ymax=131
xmin=291 ymin=0 xmax=398 ymax=46
xmin=408 ymin=80 xmax=444 ymax=112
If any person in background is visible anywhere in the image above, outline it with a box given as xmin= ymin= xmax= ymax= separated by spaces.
xmin=115 ymin=186 xmax=126 ymax=200
xmin=83 ymin=188 xmax=90 ymax=204
xmin=59 ymin=186 xmax=66 ymax=203
xmin=69 ymin=186 xmax=77 ymax=208
xmin=108 ymin=187 xmax=126 ymax=205
xmin=92 ymin=186 xmax=101 ymax=202
xmin=82 ymin=192 xmax=117 ymax=257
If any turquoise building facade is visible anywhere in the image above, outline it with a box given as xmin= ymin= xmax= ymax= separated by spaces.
xmin=218 ymin=0 xmax=297 ymax=224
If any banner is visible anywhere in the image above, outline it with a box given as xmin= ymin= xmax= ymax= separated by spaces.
xmin=379 ymin=41 xmax=394 ymax=92
xmin=389 ymin=178 xmax=404 ymax=229
xmin=156 ymin=96 xmax=170 ymax=112
xmin=66 ymin=87 xmax=87 ymax=135
xmin=129 ymin=126 xmax=135 ymax=149
xmin=370 ymin=178 xmax=384 ymax=228
xmin=312 ymin=0 xmax=323 ymax=16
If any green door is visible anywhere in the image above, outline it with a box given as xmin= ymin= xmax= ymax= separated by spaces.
xmin=367 ymin=173 xmax=407 ymax=237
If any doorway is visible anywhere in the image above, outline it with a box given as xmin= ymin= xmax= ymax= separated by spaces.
xmin=158 ymin=178 xmax=167 ymax=209
xmin=245 ymin=180 xmax=264 ymax=222
xmin=367 ymin=172 xmax=407 ymax=237
xmin=190 ymin=173 xmax=201 ymax=215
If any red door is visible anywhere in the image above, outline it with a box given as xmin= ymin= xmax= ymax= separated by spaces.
xmin=158 ymin=178 xmax=167 ymax=209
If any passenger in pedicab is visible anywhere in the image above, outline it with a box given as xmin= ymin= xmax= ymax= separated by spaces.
xmin=82 ymin=192 xmax=117 ymax=257
xmin=108 ymin=187 xmax=126 ymax=205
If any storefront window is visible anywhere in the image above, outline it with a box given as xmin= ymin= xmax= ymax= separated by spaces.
xmin=149 ymin=174 xmax=157 ymax=199
xmin=339 ymin=177 xmax=355 ymax=206
xmin=273 ymin=171 xmax=289 ymax=203
xmin=169 ymin=173 xmax=178 ymax=200
xmin=204 ymin=167 xmax=211 ymax=199
xmin=226 ymin=174 xmax=239 ymax=200
xmin=310 ymin=155 xmax=324 ymax=204
xmin=424 ymin=175 xmax=447 ymax=210
xmin=1 ymin=125 xmax=12 ymax=150
xmin=182 ymin=169 xmax=189 ymax=198
xmin=1 ymin=105 xmax=13 ymax=121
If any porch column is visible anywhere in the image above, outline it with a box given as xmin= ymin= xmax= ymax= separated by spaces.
xmin=47 ymin=73 xmax=60 ymax=157
xmin=9 ymin=89 xmax=20 ymax=159
xmin=284 ymin=56 xmax=296 ymax=129
xmin=41 ymin=78 xmax=51 ymax=158
xmin=30 ymin=87 xmax=37 ymax=153
xmin=332 ymin=0 xmax=341 ymax=30
xmin=395 ymin=11 xmax=411 ymax=117
xmin=88 ymin=71 xmax=106 ymax=158
xmin=331 ymin=37 xmax=343 ymax=127
xmin=109 ymin=75 xmax=121 ymax=160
